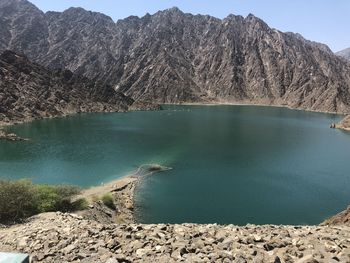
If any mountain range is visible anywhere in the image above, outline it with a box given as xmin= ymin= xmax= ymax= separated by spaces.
xmin=1 ymin=0 xmax=350 ymax=114
xmin=337 ymin=48 xmax=350 ymax=61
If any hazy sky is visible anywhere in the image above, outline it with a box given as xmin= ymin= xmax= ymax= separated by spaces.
xmin=29 ymin=0 xmax=349 ymax=52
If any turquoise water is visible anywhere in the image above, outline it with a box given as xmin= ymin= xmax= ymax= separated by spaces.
xmin=0 ymin=105 xmax=349 ymax=225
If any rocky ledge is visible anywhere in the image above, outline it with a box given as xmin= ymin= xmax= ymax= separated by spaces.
xmin=0 ymin=212 xmax=349 ymax=263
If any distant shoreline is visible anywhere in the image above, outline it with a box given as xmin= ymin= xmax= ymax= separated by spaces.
xmin=164 ymin=101 xmax=348 ymax=116
xmin=1 ymin=101 xmax=346 ymax=130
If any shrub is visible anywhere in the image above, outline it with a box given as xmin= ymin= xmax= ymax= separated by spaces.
xmin=52 ymin=185 xmax=81 ymax=212
xmin=35 ymin=184 xmax=60 ymax=212
xmin=0 ymin=179 xmax=86 ymax=224
xmin=0 ymin=180 xmax=39 ymax=223
xmin=71 ymin=198 xmax=89 ymax=211
xmin=101 ymin=193 xmax=116 ymax=210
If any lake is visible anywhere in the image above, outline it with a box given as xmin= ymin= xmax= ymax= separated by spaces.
xmin=0 ymin=105 xmax=349 ymax=225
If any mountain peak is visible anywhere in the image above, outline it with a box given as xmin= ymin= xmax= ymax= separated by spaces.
xmin=158 ymin=6 xmax=185 ymax=17
xmin=59 ymin=6 xmax=114 ymax=23
xmin=166 ymin=7 xmax=182 ymax=13
xmin=245 ymin=13 xmax=266 ymax=24
xmin=0 ymin=0 xmax=41 ymax=12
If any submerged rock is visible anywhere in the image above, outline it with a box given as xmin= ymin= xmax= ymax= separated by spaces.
xmin=0 ymin=130 xmax=28 ymax=141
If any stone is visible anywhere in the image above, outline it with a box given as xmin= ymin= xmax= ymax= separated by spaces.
xmin=254 ymin=235 xmax=263 ymax=242
xmin=17 ymin=237 xmax=29 ymax=248
xmin=62 ymin=244 xmax=76 ymax=254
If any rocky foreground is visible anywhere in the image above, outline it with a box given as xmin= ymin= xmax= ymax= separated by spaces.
xmin=0 ymin=212 xmax=349 ymax=263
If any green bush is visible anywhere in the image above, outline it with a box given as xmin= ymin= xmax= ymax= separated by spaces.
xmin=0 ymin=179 xmax=87 ymax=224
xmin=101 ymin=193 xmax=116 ymax=210
xmin=71 ymin=198 xmax=89 ymax=211
xmin=0 ymin=180 xmax=39 ymax=222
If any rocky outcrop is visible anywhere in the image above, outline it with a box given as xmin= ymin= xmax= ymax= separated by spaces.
xmin=1 ymin=1 xmax=350 ymax=113
xmin=336 ymin=48 xmax=350 ymax=61
xmin=0 ymin=212 xmax=349 ymax=263
xmin=323 ymin=206 xmax=350 ymax=226
xmin=76 ymin=176 xmax=138 ymax=224
xmin=335 ymin=115 xmax=350 ymax=131
xmin=0 ymin=50 xmax=135 ymax=125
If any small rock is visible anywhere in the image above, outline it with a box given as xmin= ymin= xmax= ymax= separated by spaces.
xmin=105 ymin=258 xmax=119 ymax=263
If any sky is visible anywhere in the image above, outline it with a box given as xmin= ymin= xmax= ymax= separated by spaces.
xmin=29 ymin=0 xmax=350 ymax=52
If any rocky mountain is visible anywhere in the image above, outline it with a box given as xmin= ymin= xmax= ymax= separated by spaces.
xmin=0 ymin=50 xmax=133 ymax=125
xmin=336 ymin=48 xmax=350 ymax=61
xmin=1 ymin=0 xmax=350 ymax=113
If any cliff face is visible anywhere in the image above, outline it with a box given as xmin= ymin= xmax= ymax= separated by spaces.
xmin=1 ymin=0 xmax=350 ymax=113
xmin=336 ymin=48 xmax=350 ymax=61
xmin=0 ymin=50 xmax=134 ymax=124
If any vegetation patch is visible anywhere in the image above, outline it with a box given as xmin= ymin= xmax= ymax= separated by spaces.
xmin=101 ymin=193 xmax=116 ymax=210
xmin=0 ymin=179 xmax=88 ymax=224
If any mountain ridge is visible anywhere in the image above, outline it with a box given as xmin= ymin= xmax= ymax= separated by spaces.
xmin=1 ymin=0 xmax=350 ymax=113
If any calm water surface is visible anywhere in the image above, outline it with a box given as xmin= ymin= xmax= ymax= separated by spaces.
xmin=0 ymin=105 xmax=349 ymax=225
